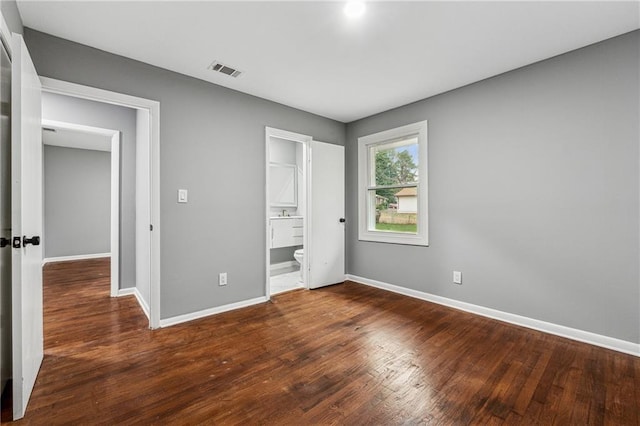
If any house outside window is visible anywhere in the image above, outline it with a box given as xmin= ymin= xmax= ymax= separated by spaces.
xmin=395 ymin=187 xmax=417 ymax=213
xmin=357 ymin=120 xmax=428 ymax=246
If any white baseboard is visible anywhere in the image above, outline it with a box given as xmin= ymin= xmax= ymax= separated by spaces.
xmin=270 ymin=260 xmax=297 ymax=271
xmin=346 ymin=274 xmax=639 ymax=357
xmin=117 ymin=287 xmax=150 ymax=320
xmin=133 ymin=289 xmax=150 ymax=319
xmin=43 ymin=253 xmax=110 ymax=264
xmin=117 ymin=288 xmax=135 ymax=297
xmin=159 ymin=296 xmax=269 ymax=328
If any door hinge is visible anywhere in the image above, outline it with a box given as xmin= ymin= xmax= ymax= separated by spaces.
xmin=150 ymin=224 xmax=153 ymax=231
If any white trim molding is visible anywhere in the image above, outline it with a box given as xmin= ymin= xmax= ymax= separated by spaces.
xmin=270 ymin=260 xmax=298 ymax=272
xmin=347 ymin=274 xmax=640 ymax=357
xmin=43 ymin=253 xmax=110 ymax=264
xmin=117 ymin=287 xmax=150 ymax=320
xmin=0 ymin=11 xmax=11 ymax=58
xmin=159 ymin=296 xmax=268 ymax=328
xmin=117 ymin=288 xmax=135 ymax=297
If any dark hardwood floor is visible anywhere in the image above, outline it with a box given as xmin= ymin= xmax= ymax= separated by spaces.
xmin=2 ymin=258 xmax=639 ymax=424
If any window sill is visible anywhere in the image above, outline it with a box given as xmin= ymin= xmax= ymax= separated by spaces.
xmin=358 ymin=230 xmax=428 ymax=246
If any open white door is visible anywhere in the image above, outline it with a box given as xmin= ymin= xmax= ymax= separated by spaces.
xmin=11 ymin=33 xmax=43 ymax=420
xmin=308 ymin=141 xmax=345 ymax=289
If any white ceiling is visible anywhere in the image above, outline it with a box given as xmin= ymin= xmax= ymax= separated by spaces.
xmin=18 ymin=1 xmax=640 ymax=123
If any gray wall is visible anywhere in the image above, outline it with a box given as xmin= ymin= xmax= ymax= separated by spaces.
xmin=44 ymin=145 xmax=110 ymax=258
xmin=26 ymin=24 xmax=637 ymax=343
xmin=24 ymin=29 xmax=346 ymax=319
xmin=345 ymin=31 xmax=640 ymax=343
xmin=1 ymin=1 xmax=23 ymax=35
xmin=42 ymin=92 xmax=137 ymax=289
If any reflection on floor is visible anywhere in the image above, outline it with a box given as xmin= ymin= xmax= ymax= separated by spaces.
xmin=270 ymin=270 xmax=304 ymax=295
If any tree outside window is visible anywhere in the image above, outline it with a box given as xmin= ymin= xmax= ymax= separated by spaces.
xmin=370 ymin=139 xmax=418 ymax=233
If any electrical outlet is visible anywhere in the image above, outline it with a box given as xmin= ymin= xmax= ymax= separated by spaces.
xmin=453 ymin=271 xmax=462 ymax=285
xmin=219 ymin=272 xmax=227 ymax=286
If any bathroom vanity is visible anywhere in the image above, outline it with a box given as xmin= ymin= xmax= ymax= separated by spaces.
xmin=270 ymin=217 xmax=303 ymax=248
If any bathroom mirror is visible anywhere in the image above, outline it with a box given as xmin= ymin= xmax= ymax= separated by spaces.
xmin=270 ymin=163 xmax=297 ymax=207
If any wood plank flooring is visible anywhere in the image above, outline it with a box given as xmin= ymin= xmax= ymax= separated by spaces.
xmin=3 ymin=258 xmax=639 ymax=424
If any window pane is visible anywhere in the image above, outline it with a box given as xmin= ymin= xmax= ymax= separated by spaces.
xmin=358 ymin=120 xmax=428 ymax=246
xmin=370 ymin=137 xmax=419 ymax=186
xmin=368 ymin=188 xmax=417 ymax=234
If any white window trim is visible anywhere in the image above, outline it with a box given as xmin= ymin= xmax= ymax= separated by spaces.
xmin=358 ymin=120 xmax=428 ymax=246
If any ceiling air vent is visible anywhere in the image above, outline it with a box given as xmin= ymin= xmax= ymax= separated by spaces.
xmin=208 ymin=61 xmax=242 ymax=78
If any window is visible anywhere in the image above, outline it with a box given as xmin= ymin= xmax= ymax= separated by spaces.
xmin=358 ymin=120 xmax=428 ymax=246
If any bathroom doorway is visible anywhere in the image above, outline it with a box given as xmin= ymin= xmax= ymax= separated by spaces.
xmin=265 ymin=127 xmax=346 ymax=297
xmin=265 ymin=128 xmax=309 ymax=295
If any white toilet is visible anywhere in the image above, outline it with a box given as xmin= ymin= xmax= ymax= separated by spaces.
xmin=293 ymin=249 xmax=304 ymax=280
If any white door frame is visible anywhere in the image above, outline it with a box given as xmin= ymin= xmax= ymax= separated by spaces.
xmin=41 ymin=119 xmax=120 ymax=297
xmin=39 ymin=77 xmax=161 ymax=329
xmin=265 ymin=127 xmax=311 ymax=298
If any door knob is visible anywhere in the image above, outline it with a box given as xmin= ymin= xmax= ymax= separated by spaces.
xmin=339 ymin=218 xmax=346 ymax=223
xmin=23 ymin=236 xmax=40 ymax=246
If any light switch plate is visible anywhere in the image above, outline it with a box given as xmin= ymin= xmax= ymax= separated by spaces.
xmin=178 ymin=189 xmax=188 ymax=203
xmin=453 ymin=271 xmax=462 ymax=284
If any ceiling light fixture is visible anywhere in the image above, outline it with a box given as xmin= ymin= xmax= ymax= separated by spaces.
xmin=344 ymin=1 xmax=366 ymax=19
